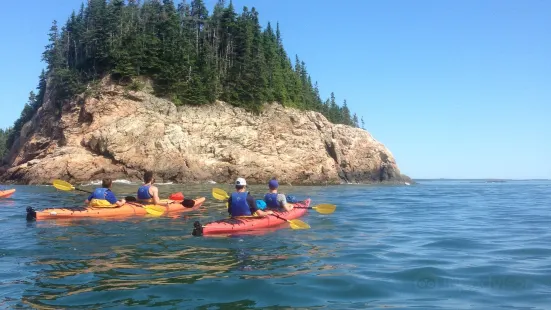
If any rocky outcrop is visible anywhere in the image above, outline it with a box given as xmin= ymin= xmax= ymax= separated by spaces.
xmin=1 ymin=78 xmax=411 ymax=185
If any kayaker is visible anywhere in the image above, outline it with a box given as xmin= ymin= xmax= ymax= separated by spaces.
xmin=137 ymin=171 xmax=169 ymax=207
xmin=264 ymin=178 xmax=294 ymax=211
xmin=228 ymin=177 xmax=273 ymax=217
xmin=84 ymin=178 xmax=126 ymax=207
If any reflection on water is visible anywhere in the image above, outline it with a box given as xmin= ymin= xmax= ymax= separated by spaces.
xmin=19 ymin=229 xmax=340 ymax=308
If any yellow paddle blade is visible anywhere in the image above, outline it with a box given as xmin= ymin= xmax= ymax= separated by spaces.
xmin=288 ymin=219 xmax=310 ymax=229
xmin=212 ymin=187 xmax=229 ymax=201
xmin=143 ymin=205 xmax=165 ymax=217
xmin=312 ymin=204 xmax=336 ymax=214
xmin=52 ymin=179 xmax=75 ymax=191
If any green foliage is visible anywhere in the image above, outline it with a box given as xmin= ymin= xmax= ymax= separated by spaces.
xmin=128 ymin=79 xmax=145 ymax=92
xmin=0 ymin=127 xmax=12 ymax=162
xmin=7 ymin=0 xmax=362 ymax=157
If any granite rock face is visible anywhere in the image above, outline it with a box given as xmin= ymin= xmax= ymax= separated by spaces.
xmin=1 ymin=78 xmax=411 ymax=185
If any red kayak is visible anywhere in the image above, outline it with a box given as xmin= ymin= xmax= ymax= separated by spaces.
xmin=192 ymin=198 xmax=311 ymax=236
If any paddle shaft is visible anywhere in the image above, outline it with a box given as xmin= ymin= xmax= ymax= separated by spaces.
xmin=74 ymin=187 xmax=92 ymax=194
xmin=270 ymin=213 xmax=291 ymax=223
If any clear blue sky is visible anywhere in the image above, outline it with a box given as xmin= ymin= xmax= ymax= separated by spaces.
xmin=0 ymin=0 xmax=549 ymax=179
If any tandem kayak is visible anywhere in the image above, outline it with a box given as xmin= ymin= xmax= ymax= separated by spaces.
xmin=192 ymin=198 xmax=311 ymax=236
xmin=0 ymin=189 xmax=16 ymax=199
xmin=26 ymin=197 xmax=206 ymax=221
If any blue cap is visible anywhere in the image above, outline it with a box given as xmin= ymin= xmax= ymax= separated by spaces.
xmin=268 ymin=179 xmax=279 ymax=188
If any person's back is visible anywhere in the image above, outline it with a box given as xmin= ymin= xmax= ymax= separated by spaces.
xmin=137 ymin=183 xmax=153 ymax=201
xmin=229 ymin=190 xmax=252 ymax=216
xmin=85 ymin=179 xmax=125 ymax=207
xmin=264 ymin=178 xmax=293 ymax=211
xmin=137 ymin=171 xmax=169 ymax=207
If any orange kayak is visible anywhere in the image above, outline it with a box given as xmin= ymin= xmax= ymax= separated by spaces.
xmin=26 ymin=197 xmax=206 ymax=221
xmin=0 ymin=189 xmax=15 ymax=198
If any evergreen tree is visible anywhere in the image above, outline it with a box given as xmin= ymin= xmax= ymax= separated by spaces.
xmin=328 ymin=92 xmax=341 ymax=123
xmin=0 ymin=128 xmax=12 ymax=162
xmin=342 ymin=99 xmax=352 ymax=126
xmin=353 ymin=113 xmax=359 ymax=127
xmin=361 ymin=116 xmax=365 ymax=129
xmin=6 ymin=92 xmax=38 ymax=149
xmin=42 ymin=20 xmax=62 ymax=71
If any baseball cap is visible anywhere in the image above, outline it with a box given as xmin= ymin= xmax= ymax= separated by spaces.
xmin=235 ymin=177 xmax=247 ymax=186
xmin=268 ymin=179 xmax=279 ymax=188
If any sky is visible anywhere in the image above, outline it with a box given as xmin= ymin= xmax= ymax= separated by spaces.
xmin=0 ymin=0 xmax=549 ymax=179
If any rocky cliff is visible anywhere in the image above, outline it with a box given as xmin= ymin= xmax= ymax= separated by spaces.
xmin=1 ymin=78 xmax=411 ymax=185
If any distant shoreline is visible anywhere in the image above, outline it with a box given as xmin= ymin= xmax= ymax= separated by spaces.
xmin=412 ymin=178 xmax=550 ymax=181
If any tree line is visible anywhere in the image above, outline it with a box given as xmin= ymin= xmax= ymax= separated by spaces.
xmin=4 ymin=0 xmax=365 ymax=154
xmin=0 ymin=128 xmax=9 ymax=162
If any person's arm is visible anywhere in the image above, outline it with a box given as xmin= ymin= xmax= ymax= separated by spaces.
xmin=151 ymin=186 xmax=169 ymax=206
xmin=106 ymin=191 xmax=125 ymax=207
xmin=227 ymin=196 xmax=232 ymax=215
xmin=84 ymin=193 xmax=93 ymax=204
xmin=278 ymin=194 xmax=293 ymax=211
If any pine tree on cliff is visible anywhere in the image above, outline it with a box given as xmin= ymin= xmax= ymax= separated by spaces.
xmin=328 ymin=92 xmax=341 ymax=124
xmin=42 ymin=20 xmax=61 ymax=71
xmin=0 ymin=128 xmax=10 ymax=161
xmin=6 ymin=92 xmax=38 ymax=148
xmin=353 ymin=113 xmax=359 ymax=127
xmin=263 ymin=22 xmax=286 ymax=103
xmin=341 ymin=100 xmax=351 ymax=125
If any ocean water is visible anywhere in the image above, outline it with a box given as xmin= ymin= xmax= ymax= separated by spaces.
xmin=0 ymin=180 xmax=550 ymax=309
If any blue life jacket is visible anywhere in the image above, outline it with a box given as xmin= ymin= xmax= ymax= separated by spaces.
xmin=264 ymin=193 xmax=280 ymax=208
xmin=230 ymin=192 xmax=251 ymax=216
xmin=255 ymin=199 xmax=267 ymax=210
xmin=137 ymin=185 xmax=152 ymax=200
xmin=90 ymin=187 xmax=109 ymax=199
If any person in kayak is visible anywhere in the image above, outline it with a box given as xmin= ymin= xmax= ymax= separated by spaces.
xmin=137 ymin=171 xmax=169 ymax=207
xmin=84 ymin=178 xmax=126 ymax=207
xmin=264 ymin=178 xmax=294 ymax=211
xmin=228 ymin=177 xmax=273 ymax=217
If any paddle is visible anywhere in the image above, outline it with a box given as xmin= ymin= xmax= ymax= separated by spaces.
xmin=212 ymin=187 xmax=229 ymax=200
xmin=293 ymin=204 xmax=336 ymax=214
xmin=211 ymin=187 xmax=310 ymax=230
xmin=52 ymin=179 xmax=165 ymax=216
xmin=212 ymin=187 xmax=230 ymax=209
xmin=270 ymin=213 xmax=310 ymax=229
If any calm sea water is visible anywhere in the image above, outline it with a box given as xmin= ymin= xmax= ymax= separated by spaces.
xmin=1 ymin=180 xmax=550 ymax=309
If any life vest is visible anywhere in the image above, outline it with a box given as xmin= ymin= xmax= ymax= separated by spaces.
xmin=89 ymin=199 xmax=114 ymax=207
xmin=230 ymin=192 xmax=251 ymax=216
xmin=137 ymin=185 xmax=153 ymax=202
xmin=88 ymin=188 xmax=113 ymax=207
xmin=255 ymin=199 xmax=267 ymax=210
xmin=264 ymin=193 xmax=280 ymax=208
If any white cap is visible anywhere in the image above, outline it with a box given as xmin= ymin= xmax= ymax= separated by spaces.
xmin=235 ymin=177 xmax=247 ymax=186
